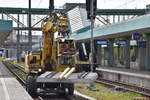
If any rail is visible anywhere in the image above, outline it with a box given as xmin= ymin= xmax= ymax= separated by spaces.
xmin=3 ymin=61 xmax=149 ymax=99
xmin=2 ymin=61 xmax=26 ymax=85
xmin=96 ymin=78 xmax=150 ymax=97
xmin=2 ymin=61 xmax=94 ymax=100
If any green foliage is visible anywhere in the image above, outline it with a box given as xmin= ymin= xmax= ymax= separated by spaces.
xmin=9 ymin=61 xmax=26 ymax=80
xmin=11 ymin=61 xmax=25 ymax=67
xmin=75 ymin=83 xmax=141 ymax=100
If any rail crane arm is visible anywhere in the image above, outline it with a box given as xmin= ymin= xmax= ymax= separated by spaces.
xmin=25 ymin=12 xmax=98 ymax=98
xmin=41 ymin=12 xmax=70 ymax=71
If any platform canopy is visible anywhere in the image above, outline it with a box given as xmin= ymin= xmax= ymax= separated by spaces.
xmin=70 ymin=14 xmax=150 ymax=41
xmin=0 ymin=20 xmax=13 ymax=45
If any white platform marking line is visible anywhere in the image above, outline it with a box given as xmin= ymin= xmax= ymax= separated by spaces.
xmin=0 ymin=78 xmax=11 ymax=100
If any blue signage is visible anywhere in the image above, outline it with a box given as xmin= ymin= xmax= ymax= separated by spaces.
xmin=120 ymin=41 xmax=126 ymax=45
xmin=96 ymin=40 xmax=107 ymax=45
xmin=138 ymin=41 xmax=146 ymax=48
xmin=133 ymin=33 xmax=140 ymax=40
xmin=116 ymin=40 xmax=126 ymax=45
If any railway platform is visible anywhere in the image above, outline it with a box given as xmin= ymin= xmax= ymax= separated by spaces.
xmin=96 ymin=66 xmax=150 ymax=89
xmin=0 ymin=61 xmax=32 ymax=100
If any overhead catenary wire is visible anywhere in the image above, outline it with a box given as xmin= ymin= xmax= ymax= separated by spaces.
xmin=36 ymin=0 xmax=42 ymax=8
xmin=114 ymin=0 xmax=136 ymax=9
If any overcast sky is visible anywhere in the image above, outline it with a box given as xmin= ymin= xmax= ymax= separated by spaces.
xmin=0 ymin=0 xmax=150 ymax=9
xmin=1 ymin=0 xmax=150 ymax=35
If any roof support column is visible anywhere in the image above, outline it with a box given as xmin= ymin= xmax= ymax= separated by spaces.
xmin=97 ymin=45 xmax=102 ymax=65
xmin=1 ymin=14 xmax=4 ymax=20
xmin=118 ymin=15 xmax=120 ymax=22
xmin=113 ymin=15 xmax=115 ymax=24
xmin=17 ymin=14 xmax=20 ymax=62
xmin=117 ymin=40 xmax=120 ymax=62
xmin=28 ymin=0 xmax=32 ymax=51
xmin=146 ymin=34 xmax=150 ymax=71
xmin=125 ymin=36 xmax=131 ymax=69
xmin=123 ymin=16 xmax=125 ymax=21
xmin=108 ymin=38 xmax=114 ymax=67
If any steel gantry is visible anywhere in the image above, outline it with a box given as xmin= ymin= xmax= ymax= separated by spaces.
xmin=0 ymin=3 xmax=150 ymax=62
xmin=0 ymin=7 xmax=149 ymax=15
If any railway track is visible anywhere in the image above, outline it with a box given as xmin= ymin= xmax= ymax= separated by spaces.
xmin=2 ymin=61 xmax=69 ymax=100
xmin=2 ymin=61 xmax=26 ymax=85
xmin=96 ymin=78 xmax=150 ymax=97
xmin=3 ymin=61 xmax=70 ymax=100
xmin=2 ymin=61 xmax=92 ymax=100
xmin=3 ymin=61 xmax=150 ymax=99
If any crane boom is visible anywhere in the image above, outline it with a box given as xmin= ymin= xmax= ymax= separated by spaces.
xmin=25 ymin=12 xmax=97 ymax=98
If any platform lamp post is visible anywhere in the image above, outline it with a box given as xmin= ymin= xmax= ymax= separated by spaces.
xmin=28 ymin=0 xmax=32 ymax=51
xmin=49 ymin=0 xmax=54 ymax=13
xmin=17 ymin=14 xmax=20 ymax=62
xmin=86 ymin=0 xmax=97 ymax=90
xmin=86 ymin=0 xmax=97 ymax=72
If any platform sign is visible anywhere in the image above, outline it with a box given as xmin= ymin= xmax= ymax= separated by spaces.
xmin=0 ymin=20 xmax=13 ymax=31
xmin=0 ymin=51 xmax=2 ymax=57
xmin=116 ymin=40 xmax=126 ymax=45
xmin=137 ymin=41 xmax=146 ymax=48
xmin=133 ymin=33 xmax=140 ymax=40
xmin=95 ymin=40 xmax=107 ymax=45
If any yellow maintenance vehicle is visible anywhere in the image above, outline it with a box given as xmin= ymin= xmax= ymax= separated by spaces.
xmin=0 ymin=48 xmax=5 ymax=60
xmin=25 ymin=12 xmax=97 ymax=97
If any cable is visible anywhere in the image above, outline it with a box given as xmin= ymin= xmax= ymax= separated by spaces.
xmin=32 ymin=15 xmax=49 ymax=27
xmin=114 ymin=0 xmax=136 ymax=9
xmin=36 ymin=0 xmax=42 ymax=8
xmin=95 ymin=16 xmax=107 ymax=25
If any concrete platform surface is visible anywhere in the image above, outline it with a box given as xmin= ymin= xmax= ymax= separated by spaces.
xmin=97 ymin=66 xmax=150 ymax=79
xmin=0 ymin=61 xmax=32 ymax=100
xmin=96 ymin=66 xmax=150 ymax=89
xmin=0 ymin=78 xmax=33 ymax=100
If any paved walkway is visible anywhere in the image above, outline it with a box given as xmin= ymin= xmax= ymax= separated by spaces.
xmin=0 ymin=61 xmax=12 ymax=77
xmin=0 ymin=61 xmax=32 ymax=100
xmin=97 ymin=66 xmax=150 ymax=79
